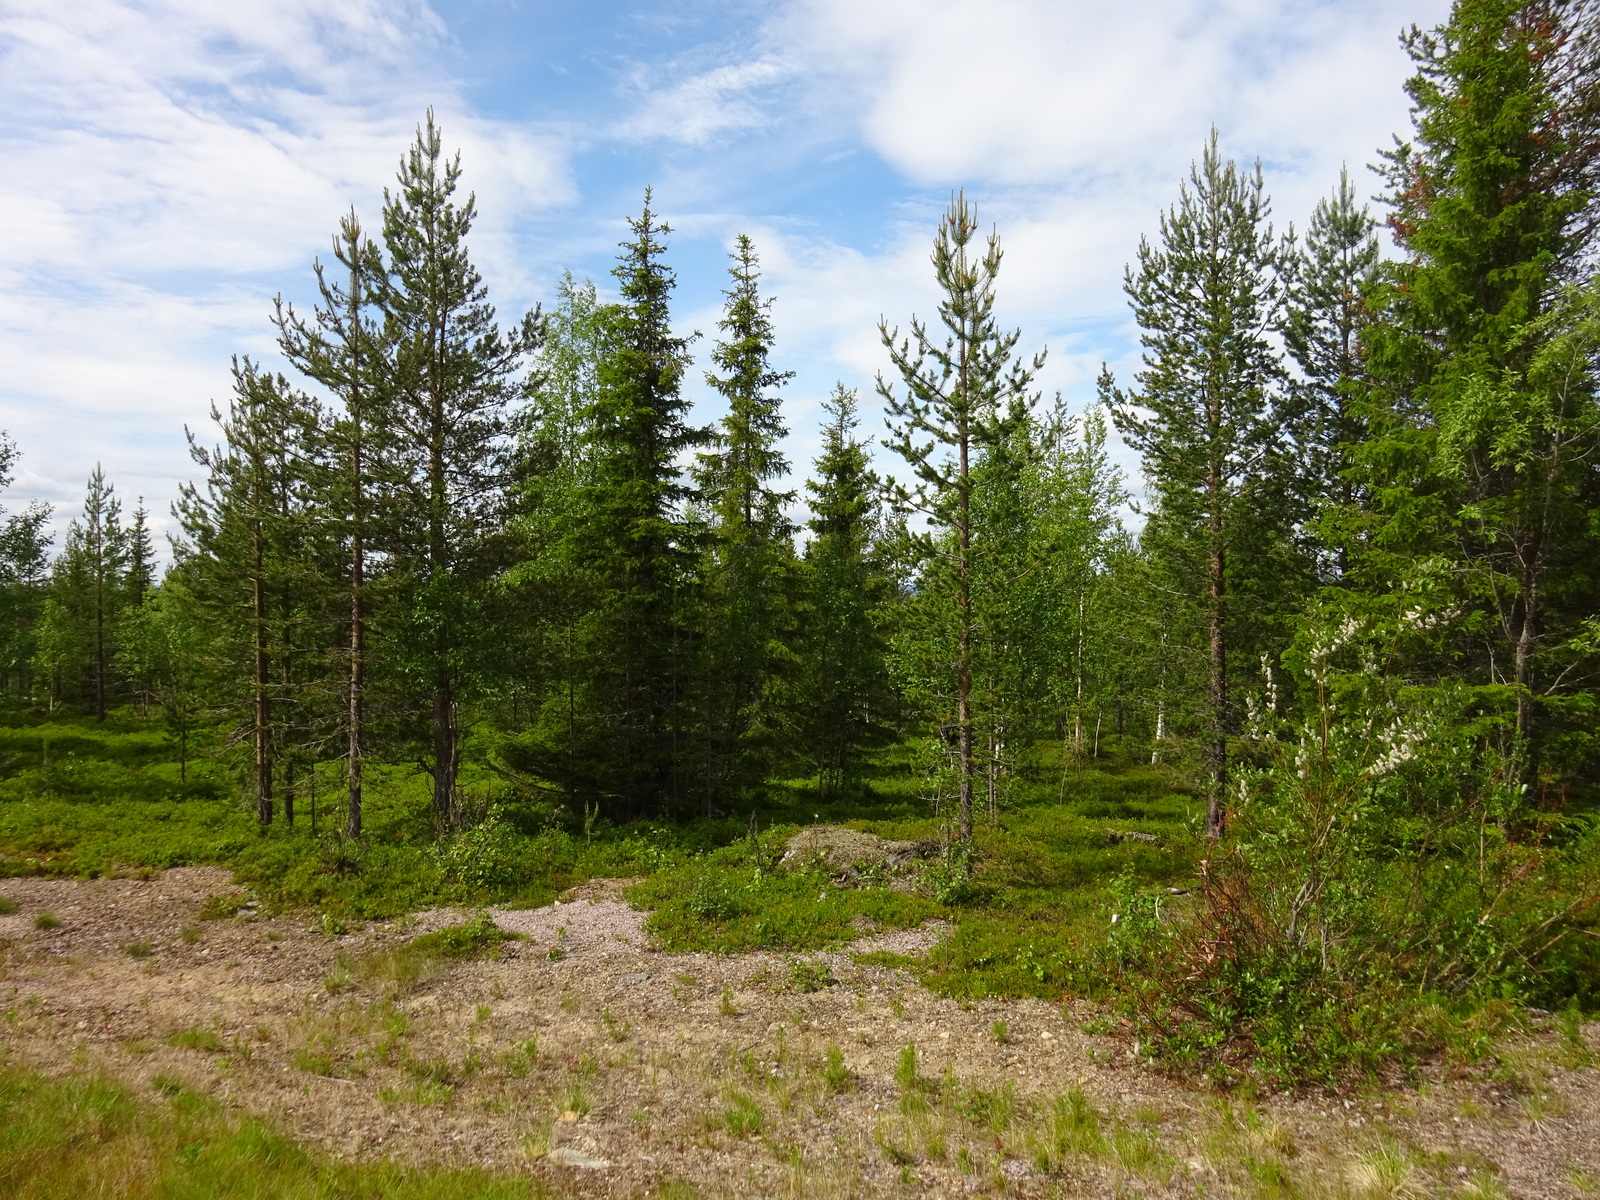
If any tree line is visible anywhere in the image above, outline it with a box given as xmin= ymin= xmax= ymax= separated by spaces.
xmin=3 ymin=0 xmax=1596 ymax=853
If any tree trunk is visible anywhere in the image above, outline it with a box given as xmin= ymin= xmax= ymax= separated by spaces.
xmin=954 ymin=354 xmax=974 ymax=845
xmin=433 ymin=672 xmax=457 ymax=833
xmin=1206 ymin=463 xmax=1227 ymax=838
xmin=253 ymin=522 xmax=272 ymax=827
xmin=347 ymin=437 xmax=365 ymax=840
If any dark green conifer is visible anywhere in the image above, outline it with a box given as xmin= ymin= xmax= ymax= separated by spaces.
xmin=695 ymin=235 xmax=795 ymax=806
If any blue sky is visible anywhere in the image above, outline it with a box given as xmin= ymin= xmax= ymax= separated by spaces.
xmin=0 ymin=0 xmax=1450 ymax=550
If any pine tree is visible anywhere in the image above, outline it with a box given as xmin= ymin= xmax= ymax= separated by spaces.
xmin=178 ymin=360 xmax=319 ymax=826
xmin=380 ymin=111 xmax=540 ymax=834
xmin=796 ymin=385 xmax=893 ymax=796
xmin=695 ymin=235 xmax=796 ymax=805
xmin=276 ymin=211 xmax=392 ymax=839
xmin=1284 ymin=168 xmax=1381 ymax=581
xmin=1101 ymin=131 xmax=1299 ymax=835
xmin=880 ymin=192 xmax=1041 ymax=843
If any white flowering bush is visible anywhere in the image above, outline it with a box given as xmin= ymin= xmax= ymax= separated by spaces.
xmin=1103 ymin=600 xmax=1600 ymax=1084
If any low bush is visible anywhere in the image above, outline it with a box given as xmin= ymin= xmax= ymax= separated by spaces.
xmin=1097 ymin=611 xmax=1600 ymax=1085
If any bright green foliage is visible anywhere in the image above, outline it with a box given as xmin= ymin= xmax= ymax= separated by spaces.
xmin=794 ymin=386 xmax=895 ymax=796
xmin=114 ymin=582 xmax=206 ymax=782
xmin=1101 ymin=607 xmax=1600 ymax=1084
xmin=0 ymin=1062 xmax=533 ymax=1199
xmin=695 ymin=235 xmax=797 ymax=805
xmin=1102 ymin=129 xmax=1305 ymax=834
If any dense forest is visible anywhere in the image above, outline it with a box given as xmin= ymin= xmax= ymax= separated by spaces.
xmin=3 ymin=0 xmax=1599 ymax=1082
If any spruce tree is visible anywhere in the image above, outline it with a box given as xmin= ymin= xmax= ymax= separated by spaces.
xmin=57 ymin=466 xmax=127 ymax=721
xmin=125 ymin=502 xmax=155 ymax=608
xmin=880 ymin=192 xmax=1041 ymax=843
xmin=796 ymin=385 xmax=893 ymax=796
xmin=695 ymin=235 xmax=796 ymax=805
xmin=1101 ymin=131 xmax=1298 ymax=835
xmin=1362 ymin=0 xmax=1600 ymax=778
xmin=567 ymin=192 xmax=704 ymax=817
xmin=1284 ymin=168 xmax=1381 ymax=581
xmin=380 ymin=112 xmax=540 ymax=834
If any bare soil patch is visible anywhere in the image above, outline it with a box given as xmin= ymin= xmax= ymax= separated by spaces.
xmin=1 ymin=869 xmax=1597 ymax=1198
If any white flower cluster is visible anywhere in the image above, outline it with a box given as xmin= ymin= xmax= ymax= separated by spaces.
xmin=1369 ymin=723 xmax=1424 ymax=776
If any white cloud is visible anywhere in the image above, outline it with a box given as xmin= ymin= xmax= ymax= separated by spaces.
xmin=617 ymin=56 xmax=791 ymax=144
xmin=0 ymin=0 xmax=573 ymax=548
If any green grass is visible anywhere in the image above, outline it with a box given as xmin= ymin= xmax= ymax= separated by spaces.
xmin=0 ymin=1058 xmax=542 ymax=1198
xmin=0 ymin=705 xmax=1200 ymax=1001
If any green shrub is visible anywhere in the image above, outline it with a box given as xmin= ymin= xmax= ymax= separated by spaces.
xmin=1098 ymin=611 xmax=1600 ymax=1085
xmin=33 ymin=912 xmax=59 ymax=931
xmin=196 ymin=892 xmax=251 ymax=921
xmin=407 ymin=913 xmax=517 ymax=960
xmin=0 ymin=897 xmax=18 ymax=915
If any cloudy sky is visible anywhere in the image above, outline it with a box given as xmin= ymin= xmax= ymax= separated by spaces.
xmin=0 ymin=0 xmax=1449 ymax=551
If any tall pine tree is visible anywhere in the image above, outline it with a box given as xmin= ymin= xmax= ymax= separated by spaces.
xmin=880 ymin=192 xmax=1040 ymax=843
xmin=1102 ymin=131 xmax=1300 ymax=835
xmin=380 ymin=112 xmax=540 ymax=834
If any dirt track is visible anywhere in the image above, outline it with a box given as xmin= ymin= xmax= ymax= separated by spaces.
xmin=1 ymin=868 xmax=1597 ymax=1198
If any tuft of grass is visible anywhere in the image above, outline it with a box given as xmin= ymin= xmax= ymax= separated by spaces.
xmin=820 ymin=1044 xmax=854 ymax=1094
xmin=719 ymin=984 xmax=738 ymax=1016
xmin=33 ymin=912 xmax=60 ymax=931
xmin=408 ymin=913 xmax=517 ymax=959
xmin=991 ymin=1019 xmax=1010 ymax=1044
xmin=179 ymin=924 xmax=202 ymax=944
xmin=1345 ymin=1140 xmax=1423 ymax=1200
xmin=0 ymin=896 xmax=18 ymax=915
xmin=894 ymin=1043 xmax=921 ymax=1092
xmin=721 ymin=1089 xmax=763 ymax=1138
xmin=0 ymin=1060 xmax=533 ymax=1197
xmin=558 ymin=1081 xmax=592 ymax=1118
xmin=122 ymin=940 xmax=154 ymax=960
xmin=166 ymin=1026 xmax=225 ymax=1054
xmin=958 ymin=1080 xmax=1016 ymax=1132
